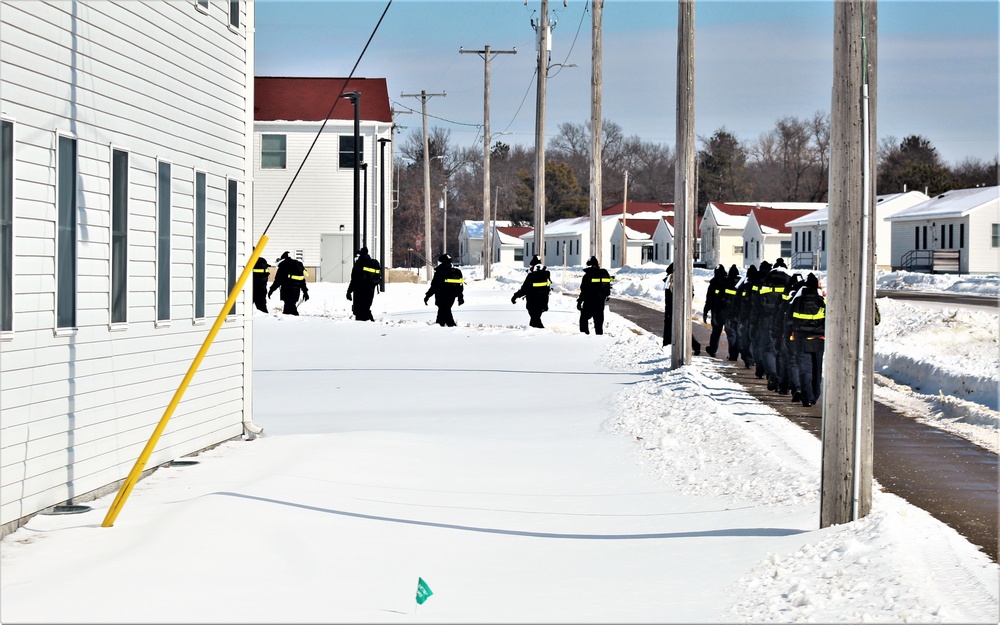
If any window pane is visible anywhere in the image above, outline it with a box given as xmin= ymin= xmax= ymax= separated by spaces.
xmin=227 ymin=179 xmax=238 ymax=315
xmin=261 ymin=134 xmax=286 ymax=169
xmin=1 ymin=121 xmax=13 ymax=331
xmin=57 ymin=136 xmax=77 ymax=328
xmin=229 ymin=0 xmax=239 ymax=27
xmin=992 ymin=224 xmax=1000 ymax=248
xmin=111 ymin=149 xmax=128 ymax=323
xmin=339 ymin=135 xmax=363 ymax=168
xmin=157 ymin=162 xmax=171 ymax=321
xmin=195 ymin=172 xmax=206 ymax=318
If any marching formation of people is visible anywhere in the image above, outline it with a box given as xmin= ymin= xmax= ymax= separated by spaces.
xmin=704 ymin=258 xmax=826 ymax=409
xmin=257 ymin=247 xmax=824 ymax=410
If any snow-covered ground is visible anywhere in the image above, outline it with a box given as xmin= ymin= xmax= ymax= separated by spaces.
xmin=0 ymin=264 xmax=996 ymax=624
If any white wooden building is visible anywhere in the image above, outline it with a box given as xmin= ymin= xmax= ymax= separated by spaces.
xmin=253 ymin=77 xmax=393 ymax=283
xmin=785 ymin=191 xmax=929 ymax=271
xmin=0 ymin=0 xmax=254 ymax=535
xmin=885 ymin=186 xmax=1000 ymax=274
xmin=492 ymin=225 xmax=532 ymax=266
xmin=457 ymin=220 xmax=512 ymax=266
xmin=699 ymin=202 xmax=754 ymax=269
xmin=609 ymin=217 xmax=665 ymax=267
xmin=742 ymin=205 xmax=822 ymax=268
xmin=521 ymin=201 xmax=673 ymax=269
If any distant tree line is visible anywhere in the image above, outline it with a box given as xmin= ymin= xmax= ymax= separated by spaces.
xmin=391 ymin=114 xmax=998 ymax=264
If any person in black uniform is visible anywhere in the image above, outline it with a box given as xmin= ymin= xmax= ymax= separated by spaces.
xmin=788 ymin=272 xmax=826 ymax=407
xmin=721 ymin=264 xmax=742 ymax=361
xmin=423 ymin=253 xmax=464 ymax=326
xmin=702 ymin=264 xmax=728 ymax=357
xmin=577 ymin=256 xmax=612 ymax=335
xmin=511 ymin=255 xmax=551 ymax=328
xmin=268 ymin=251 xmax=309 ymax=315
xmin=252 ymin=255 xmax=271 ymax=313
xmin=662 ymin=262 xmax=701 ymax=355
xmin=346 ymin=246 xmax=381 ymax=321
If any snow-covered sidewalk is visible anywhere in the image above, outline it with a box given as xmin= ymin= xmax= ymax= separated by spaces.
xmin=1 ymin=279 xmax=996 ymax=623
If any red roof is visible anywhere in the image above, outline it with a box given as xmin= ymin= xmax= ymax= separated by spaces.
xmin=710 ymin=202 xmax=755 ymax=216
xmin=750 ymin=207 xmax=817 ymax=233
xmin=603 ymin=201 xmax=673 ymax=215
xmin=255 ymin=77 xmax=393 ymax=123
xmin=621 ymin=218 xmax=660 ymax=238
xmin=498 ymin=226 xmax=533 ymax=237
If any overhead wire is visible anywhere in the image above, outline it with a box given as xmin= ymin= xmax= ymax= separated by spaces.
xmin=262 ymin=0 xmax=393 ymax=236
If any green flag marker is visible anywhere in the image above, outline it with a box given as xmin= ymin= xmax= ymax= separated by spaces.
xmin=415 ymin=577 xmax=433 ymax=605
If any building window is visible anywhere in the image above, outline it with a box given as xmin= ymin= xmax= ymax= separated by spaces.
xmin=733 ymin=245 xmax=742 ymax=255
xmin=992 ymin=224 xmax=1000 ymax=248
xmin=57 ymin=136 xmax=77 ymax=328
xmin=195 ymin=171 xmax=207 ymax=319
xmin=941 ymin=224 xmax=946 ymax=248
xmin=196 ymin=0 xmax=209 ymax=12
xmin=960 ymin=224 xmax=965 ymax=248
xmin=111 ymin=149 xmax=129 ymax=324
xmin=914 ymin=226 xmax=920 ymax=249
xmin=227 ymin=178 xmax=238 ymax=314
xmin=229 ymin=0 xmax=239 ymax=28
xmin=261 ymin=134 xmax=286 ymax=169
xmin=157 ymin=161 xmax=172 ymax=321
xmin=780 ymin=240 xmax=791 ymax=258
xmin=339 ymin=135 xmax=363 ymax=169
xmin=0 ymin=121 xmax=13 ymax=332
xmin=794 ymin=232 xmax=799 ymax=253
xmin=514 ymin=248 xmax=523 ymax=262
xmin=948 ymin=224 xmax=954 ymax=249
xmin=821 ymin=230 xmax=826 ymax=251
xmin=807 ymin=231 xmax=813 ymax=251
xmin=1 ymin=121 xmax=13 ymax=332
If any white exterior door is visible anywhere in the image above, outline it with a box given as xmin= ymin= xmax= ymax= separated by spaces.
xmin=320 ymin=233 xmax=353 ymax=283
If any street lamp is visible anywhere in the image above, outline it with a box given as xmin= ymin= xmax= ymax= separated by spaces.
xmin=341 ymin=91 xmax=361 ymax=254
xmin=378 ymin=137 xmax=391 ymax=291
xmin=361 ymin=162 xmax=369 ymax=248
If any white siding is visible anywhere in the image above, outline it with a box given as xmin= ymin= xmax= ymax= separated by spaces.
xmin=967 ymin=210 xmax=1000 ymax=274
xmin=1 ymin=0 xmax=251 ymax=532
xmin=253 ymin=121 xmax=393 ymax=275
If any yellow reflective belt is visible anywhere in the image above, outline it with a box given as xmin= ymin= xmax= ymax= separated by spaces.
xmin=252 ymin=269 xmax=267 ymax=273
xmin=291 ymin=275 xmax=305 ymax=281
xmin=601 ymin=278 xmax=613 ymax=283
xmin=714 ymin=288 xmax=721 ymax=294
xmin=532 ymin=281 xmax=551 ymax=287
xmin=793 ymin=308 xmax=825 ymax=320
xmin=759 ymin=287 xmax=772 ymax=295
xmin=752 ymin=286 xmax=760 ymax=292
xmin=782 ymin=293 xmax=792 ymax=301
xmin=724 ymin=288 xmax=737 ymax=295
xmin=445 ymin=278 xmax=464 ymax=284
xmin=363 ymin=266 xmax=380 ymax=275
xmin=590 ymin=278 xmax=601 ymax=283
xmin=774 ymin=287 xmax=785 ymax=293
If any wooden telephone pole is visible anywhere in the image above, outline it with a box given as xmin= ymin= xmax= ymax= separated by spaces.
xmin=672 ymin=0 xmax=695 ymax=369
xmin=822 ymin=0 xmax=877 ymax=526
xmin=401 ymin=89 xmax=446 ymax=281
xmin=461 ymin=45 xmax=516 ymax=278
xmin=589 ymin=0 xmax=603 ymax=261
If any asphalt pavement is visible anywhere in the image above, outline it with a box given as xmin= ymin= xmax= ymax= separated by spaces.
xmin=606 ymin=296 xmax=998 ymax=562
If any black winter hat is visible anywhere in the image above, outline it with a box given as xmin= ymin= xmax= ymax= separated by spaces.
xmin=665 ymin=262 xmax=674 ymax=275
xmin=806 ymin=273 xmax=820 ymax=289
xmin=438 ymin=253 xmax=451 ymax=263
xmin=715 ymin=264 xmax=726 ymax=278
xmin=358 ymin=246 xmax=369 ymax=256
xmin=586 ymin=256 xmax=599 ymax=268
xmin=774 ymin=257 xmax=787 ymax=268
xmin=759 ymin=260 xmax=772 ymax=274
xmin=278 ymin=251 xmax=290 ymax=262
xmin=529 ymin=255 xmax=541 ymax=267
xmin=728 ymin=264 xmax=739 ymax=279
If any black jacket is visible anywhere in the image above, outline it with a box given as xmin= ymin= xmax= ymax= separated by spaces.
xmin=513 ymin=266 xmax=552 ymax=308
xmin=347 ymin=252 xmax=381 ymax=297
xmin=270 ymin=256 xmax=308 ymax=301
xmin=425 ymin=262 xmax=464 ymax=305
xmin=578 ymin=266 xmax=612 ymax=305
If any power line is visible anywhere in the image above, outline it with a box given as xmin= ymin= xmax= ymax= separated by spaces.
xmin=389 ymin=99 xmax=481 ymax=129
xmin=262 ymin=1 xmax=393 ymax=236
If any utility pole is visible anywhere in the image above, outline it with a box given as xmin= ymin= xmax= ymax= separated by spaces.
xmin=620 ymin=171 xmax=628 ymax=267
xmin=672 ymin=0 xmax=695 ymax=370
xmin=590 ymin=0 xmax=603 ymax=262
xmin=440 ymin=185 xmax=448 ymax=255
xmin=532 ymin=0 xmax=550 ymax=264
xmin=461 ymin=45 xmax=516 ymax=279
xmin=402 ymin=89 xmax=446 ymax=281
xmin=822 ymin=0 xmax=877 ymax=527
xmin=378 ymin=137 xmax=390 ymax=292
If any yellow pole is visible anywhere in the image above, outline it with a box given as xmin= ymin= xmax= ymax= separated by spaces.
xmin=101 ymin=235 xmax=269 ymax=527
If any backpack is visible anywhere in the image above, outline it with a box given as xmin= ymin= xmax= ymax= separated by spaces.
xmin=363 ymin=257 xmax=382 ymax=285
xmin=445 ymin=267 xmax=464 ymax=297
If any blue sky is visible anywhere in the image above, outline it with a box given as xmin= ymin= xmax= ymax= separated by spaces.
xmin=255 ymin=1 xmax=999 ymax=166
